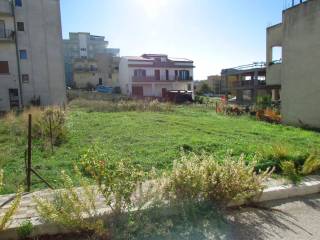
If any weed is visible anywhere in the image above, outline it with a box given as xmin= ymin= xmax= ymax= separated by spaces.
xmin=17 ymin=220 xmax=33 ymax=239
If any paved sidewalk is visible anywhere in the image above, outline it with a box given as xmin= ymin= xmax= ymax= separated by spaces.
xmin=226 ymin=193 xmax=320 ymax=240
xmin=0 ymin=188 xmax=108 ymax=229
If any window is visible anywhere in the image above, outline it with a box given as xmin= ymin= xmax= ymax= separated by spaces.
xmin=0 ymin=61 xmax=9 ymax=74
xmin=179 ymin=70 xmax=190 ymax=80
xmin=80 ymin=48 xmax=87 ymax=51
xmin=22 ymin=74 xmax=29 ymax=83
xmin=17 ymin=22 xmax=24 ymax=31
xmin=99 ymin=78 xmax=102 ymax=85
xmin=15 ymin=0 xmax=22 ymax=7
xmin=271 ymin=46 xmax=282 ymax=64
xmin=188 ymin=84 xmax=192 ymax=91
xmin=134 ymin=69 xmax=146 ymax=77
xmin=166 ymin=70 xmax=169 ymax=80
xmin=19 ymin=50 xmax=27 ymax=60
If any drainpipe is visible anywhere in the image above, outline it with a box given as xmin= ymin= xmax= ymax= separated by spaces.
xmin=11 ymin=0 xmax=24 ymax=109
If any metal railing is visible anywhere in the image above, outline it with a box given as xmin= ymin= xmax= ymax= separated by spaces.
xmin=132 ymin=76 xmax=193 ymax=82
xmin=0 ymin=30 xmax=15 ymax=41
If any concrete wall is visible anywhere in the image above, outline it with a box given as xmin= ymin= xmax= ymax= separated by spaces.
xmin=266 ymin=24 xmax=283 ymax=86
xmin=281 ymin=0 xmax=320 ymax=128
xmin=266 ymin=0 xmax=320 ymax=128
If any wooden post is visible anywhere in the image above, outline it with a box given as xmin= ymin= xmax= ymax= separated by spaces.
xmin=27 ymin=114 xmax=32 ymax=192
xmin=49 ymin=115 xmax=53 ymax=153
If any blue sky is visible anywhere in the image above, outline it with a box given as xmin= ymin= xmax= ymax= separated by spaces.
xmin=61 ymin=0 xmax=292 ymax=80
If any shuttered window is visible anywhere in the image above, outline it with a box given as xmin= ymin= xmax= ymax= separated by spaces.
xmin=0 ymin=61 xmax=9 ymax=74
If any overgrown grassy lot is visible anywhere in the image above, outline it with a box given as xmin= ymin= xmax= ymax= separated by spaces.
xmin=0 ymin=104 xmax=319 ymax=193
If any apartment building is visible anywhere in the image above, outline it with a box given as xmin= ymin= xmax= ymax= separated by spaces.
xmin=0 ymin=0 xmax=66 ymax=112
xmin=266 ymin=0 xmax=320 ymax=128
xmin=119 ymin=54 xmax=194 ymax=98
xmin=63 ymin=32 xmax=120 ymax=87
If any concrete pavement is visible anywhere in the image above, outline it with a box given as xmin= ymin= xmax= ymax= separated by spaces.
xmin=226 ymin=194 xmax=320 ymax=240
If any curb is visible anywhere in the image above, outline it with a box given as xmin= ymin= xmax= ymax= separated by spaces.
xmin=1 ymin=176 xmax=320 ymax=240
xmin=257 ymin=177 xmax=320 ymax=203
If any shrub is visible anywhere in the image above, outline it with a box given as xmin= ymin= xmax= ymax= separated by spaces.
xmin=79 ymin=146 xmax=145 ymax=215
xmin=70 ymin=99 xmax=173 ymax=113
xmin=256 ymin=95 xmax=272 ymax=110
xmin=0 ymin=169 xmax=23 ymax=231
xmin=4 ymin=106 xmax=67 ymax=147
xmin=302 ymin=152 xmax=320 ymax=175
xmin=281 ymin=161 xmax=301 ymax=184
xmin=17 ymin=220 xmax=33 ymax=239
xmin=164 ymin=153 xmax=273 ymax=206
xmin=34 ymin=168 xmax=106 ymax=237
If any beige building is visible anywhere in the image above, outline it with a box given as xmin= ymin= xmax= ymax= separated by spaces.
xmin=207 ymin=75 xmax=224 ymax=95
xmin=0 ymin=0 xmax=66 ymax=111
xmin=266 ymin=0 xmax=320 ymax=128
xmin=63 ymin=32 xmax=120 ymax=88
xmin=119 ymin=54 xmax=194 ymax=98
xmin=73 ymin=58 xmax=101 ymax=89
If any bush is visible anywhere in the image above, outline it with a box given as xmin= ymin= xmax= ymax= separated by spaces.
xmin=17 ymin=220 xmax=33 ymax=239
xmin=79 ymin=145 xmax=145 ymax=215
xmin=164 ymin=153 xmax=273 ymax=206
xmin=70 ymin=99 xmax=173 ymax=113
xmin=34 ymin=168 xmax=106 ymax=237
xmin=281 ymin=161 xmax=301 ymax=184
xmin=302 ymin=152 xmax=320 ymax=175
xmin=4 ymin=106 xmax=67 ymax=147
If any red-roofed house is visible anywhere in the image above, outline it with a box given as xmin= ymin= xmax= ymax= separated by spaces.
xmin=119 ymin=54 xmax=195 ymax=98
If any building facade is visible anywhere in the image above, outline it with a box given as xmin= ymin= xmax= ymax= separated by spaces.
xmin=63 ymin=32 xmax=120 ymax=87
xmin=119 ymin=54 xmax=194 ymax=98
xmin=266 ymin=0 xmax=320 ymax=128
xmin=0 ymin=0 xmax=66 ymax=112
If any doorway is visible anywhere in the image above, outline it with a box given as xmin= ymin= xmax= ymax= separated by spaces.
xmin=0 ymin=21 xmax=5 ymax=38
xmin=9 ymin=89 xmax=19 ymax=109
xmin=162 ymin=88 xmax=167 ymax=98
xmin=155 ymin=70 xmax=160 ymax=81
xmin=132 ymin=86 xmax=143 ymax=98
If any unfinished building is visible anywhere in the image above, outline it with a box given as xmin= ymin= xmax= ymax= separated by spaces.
xmin=221 ymin=63 xmax=278 ymax=104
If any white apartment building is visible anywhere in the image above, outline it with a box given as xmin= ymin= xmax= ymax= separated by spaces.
xmin=119 ymin=54 xmax=194 ymax=98
xmin=0 ymin=0 xmax=66 ymax=111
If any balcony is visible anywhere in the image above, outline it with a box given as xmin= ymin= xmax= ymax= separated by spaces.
xmin=0 ymin=0 xmax=13 ymax=16
xmin=0 ymin=30 xmax=15 ymax=41
xmin=73 ymin=66 xmax=98 ymax=72
xmin=132 ymin=75 xmax=193 ymax=82
xmin=231 ymin=80 xmax=266 ymax=89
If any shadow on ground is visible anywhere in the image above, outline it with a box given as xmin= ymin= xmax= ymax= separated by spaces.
xmin=138 ymin=194 xmax=320 ymax=240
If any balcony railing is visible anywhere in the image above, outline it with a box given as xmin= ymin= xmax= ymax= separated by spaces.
xmin=231 ymin=80 xmax=266 ymax=88
xmin=0 ymin=30 xmax=15 ymax=41
xmin=74 ymin=67 xmax=98 ymax=72
xmin=132 ymin=76 xmax=193 ymax=82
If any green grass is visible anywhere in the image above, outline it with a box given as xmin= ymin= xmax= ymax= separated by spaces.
xmin=0 ymin=105 xmax=319 ymax=193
